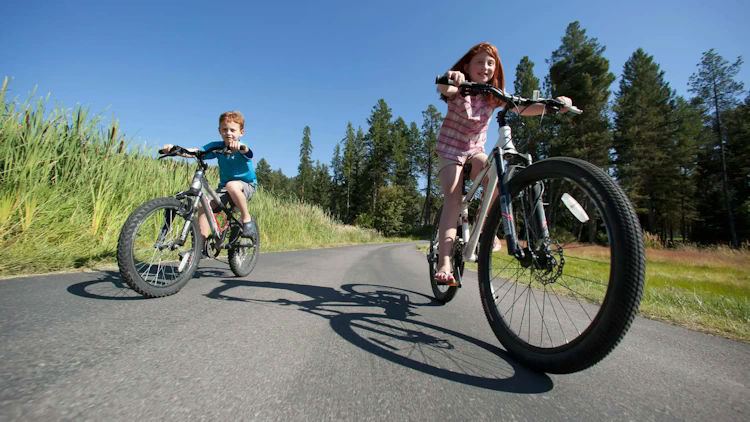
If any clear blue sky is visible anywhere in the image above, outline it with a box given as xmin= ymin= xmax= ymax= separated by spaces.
xmin=2 ymin=0 xmax=748 ymax=177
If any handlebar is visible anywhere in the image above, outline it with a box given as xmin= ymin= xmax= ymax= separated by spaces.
xmin=435 ymin=75 xmax=583 ymax=115
xmin=159 ymin=145 xmax=235 ymax=160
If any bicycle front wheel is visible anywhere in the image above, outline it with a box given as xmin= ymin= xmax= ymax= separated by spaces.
xmin=478 ymin=157 xmax=645 ymax=373
xmin=117 ymin=197 xmax=202 ymax=297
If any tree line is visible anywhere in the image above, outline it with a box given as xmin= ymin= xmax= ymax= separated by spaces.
xmin=255 ymin=21 xmax=748 ymax=247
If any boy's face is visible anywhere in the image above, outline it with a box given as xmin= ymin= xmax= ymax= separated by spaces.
xmin=218 ymin=120 xmax=244 ymax=144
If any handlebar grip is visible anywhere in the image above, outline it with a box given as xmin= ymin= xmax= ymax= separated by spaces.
xmin=435 ymin=75 xmax=454 ymax=85
xmin=566 ymin=106 xmax=583 ymax=115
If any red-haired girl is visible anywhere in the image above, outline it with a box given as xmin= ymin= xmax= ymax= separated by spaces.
xmin=434 ymin=42 xmax=573 ymax=285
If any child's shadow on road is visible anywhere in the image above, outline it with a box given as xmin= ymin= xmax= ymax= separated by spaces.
xmin=205 ymin=278 xmax=554 ymax=394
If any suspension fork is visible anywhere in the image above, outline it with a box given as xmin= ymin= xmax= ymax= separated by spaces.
xmin=174 ymin=193 xmax=201 ymax=248
xmin=530 ymin=181 xmax=551 ymax=245
xmin=496 ymin=162 xmax=550 ymax=257
xmin=493 ymin=148 xmax=523 ymax=258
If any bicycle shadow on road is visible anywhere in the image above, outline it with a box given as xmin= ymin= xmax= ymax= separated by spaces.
xmin=66 ymin=268 xmax=227 ymax=300
xmin=205 ymin=279 xmax=553 ymax=394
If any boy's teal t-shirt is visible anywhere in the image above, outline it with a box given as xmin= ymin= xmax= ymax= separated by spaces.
xmin=202 ymin=141 xmax=257 ymax=188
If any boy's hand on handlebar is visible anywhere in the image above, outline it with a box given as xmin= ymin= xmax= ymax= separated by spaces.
xmin=226 ymin=140 xmax=246 ymax=153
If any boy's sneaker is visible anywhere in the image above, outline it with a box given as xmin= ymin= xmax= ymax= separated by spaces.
xmin=242 ymin=219 xmax=256 ymax=237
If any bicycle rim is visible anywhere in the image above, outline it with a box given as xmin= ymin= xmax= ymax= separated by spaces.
xmin=478 ymin=158 xmax=644 ymax=373
xmin=228 ymin=217 xmax=259 ymax=277
xmin=130 ymin=201 xmax=198 ymax=290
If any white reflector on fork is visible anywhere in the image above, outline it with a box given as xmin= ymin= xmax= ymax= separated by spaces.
xmin=561 ymin=193 xmax=589 ymax=223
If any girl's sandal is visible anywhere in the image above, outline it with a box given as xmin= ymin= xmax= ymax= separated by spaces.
xmin=492 ymin=237 xmax=502 ymax=252
xmin=434 ymin=270 xmax=456 ymax=286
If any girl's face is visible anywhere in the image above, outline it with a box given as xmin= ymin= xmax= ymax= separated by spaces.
xmin=464 ymin=51 xmax=496 ymax=83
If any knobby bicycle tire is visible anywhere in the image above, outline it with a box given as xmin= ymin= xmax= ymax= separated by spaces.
xmin=117 ymin=197 xmax=203 ymax=297
xmin=478 ymin=157 xmax=645 ymax=373
xmin=228 ymin=217 xmax=259 ymax=277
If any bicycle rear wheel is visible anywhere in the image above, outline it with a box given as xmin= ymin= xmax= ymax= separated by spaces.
xmin=428 ymin=206 xmax=462 ymax=303
xmin=478 ymin=157 xmax=645 ymax=373
xmin=117 ymin=197 xmax=202 ymax=297
xmin=228 ymin=215 xmax=259 ymax=277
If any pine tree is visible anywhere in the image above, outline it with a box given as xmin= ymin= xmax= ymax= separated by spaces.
xmin=548 ymin=21 xmax=616 ymax=168
xmin=310 ymin=161 xmax=331 ymax=210
xmin=390 ymin=119 xmax=423 ymax=232
xmin=364 ymin=99 xmax=394 ymax=213
xmin=508 ymin=56 xmax=548 ymax=158
xmin=255 ymin=157 xmax=272 ymax=190
xmin=296 ymin=125 xmax=313 ymax=202
xmin=669 ymin=97 xmax=703 ymax=243
xmin=613 ymin=49 xmax=675 ymax=233
xmin=689 ymin=49 xmax=745 ymax=247
xmin=420 ymin=104 xmax=442 ymax=226
xmin=341 ymin=123 xmax=367 ymax=224
xmin=723 ymin=97 xmax=750 ymax=243
xmin=329 ymin=143 xmax=344 ymax=220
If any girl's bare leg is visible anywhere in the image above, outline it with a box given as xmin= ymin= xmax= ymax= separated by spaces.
xmin=437 ymin=163 xmax=463 ymax=275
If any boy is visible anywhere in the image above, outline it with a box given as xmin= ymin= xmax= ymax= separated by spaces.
xmin=160 ymin=110 xmax=257 ymax=239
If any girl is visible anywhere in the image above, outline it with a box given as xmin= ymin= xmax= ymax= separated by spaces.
xmin=434 ymin=42 xmax=573 ymax=285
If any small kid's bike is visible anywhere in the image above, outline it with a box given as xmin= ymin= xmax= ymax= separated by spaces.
xmin=427 ymin=76 xmax=645 ymax=373
xmin=117 ymin=145 xmax=259 ymax=298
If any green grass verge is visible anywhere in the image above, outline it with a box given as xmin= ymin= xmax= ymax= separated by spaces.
xmin=418 ymin=244 xmax=750 ymax=342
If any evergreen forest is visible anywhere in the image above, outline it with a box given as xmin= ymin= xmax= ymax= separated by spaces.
xmin=251 ymin=22 xmax=749 ymax=247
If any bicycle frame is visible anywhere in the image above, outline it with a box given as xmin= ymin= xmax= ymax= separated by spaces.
xmin=458 ymin=111 xmax=545 ymax=263
xmin=172 ymin=149 xmax=244 ymax=253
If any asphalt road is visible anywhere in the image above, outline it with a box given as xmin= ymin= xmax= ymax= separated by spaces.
xmin=1 ymin=242 xmax=748 ymax=421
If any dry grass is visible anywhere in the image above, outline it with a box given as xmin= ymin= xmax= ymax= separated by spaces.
xmin=646 ymin=246 xmax=750 ymax=269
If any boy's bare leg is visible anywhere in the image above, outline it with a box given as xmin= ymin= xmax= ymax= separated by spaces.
xmin=224 ymin=181 xmax=251 ymax=223
xmin=197 ymin=205 xmax=211 ymax=239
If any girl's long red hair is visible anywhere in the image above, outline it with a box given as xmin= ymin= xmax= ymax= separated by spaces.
xmin=442 ymin=42 xmax=505 ymax=107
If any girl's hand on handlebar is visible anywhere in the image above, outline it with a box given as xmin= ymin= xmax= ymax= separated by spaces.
xmin=437 ymin=71 xmax=465 ymax=97
xmin=555 ymin=96 xmax=573 ymax=113
xmin=444 ymin=71 xmax=466 ymax=86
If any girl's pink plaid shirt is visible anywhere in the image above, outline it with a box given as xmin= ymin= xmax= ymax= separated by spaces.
xmin=436 ymin=93 xmax=495 ymax=162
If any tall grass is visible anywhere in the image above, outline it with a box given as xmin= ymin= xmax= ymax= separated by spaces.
xmin=0 ymin=78 xmax=383 ymax=276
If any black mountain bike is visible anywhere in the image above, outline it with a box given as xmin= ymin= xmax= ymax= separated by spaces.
xmin=117 ymin=145 xmax=259 ymax=298
xmin=427 ymin=76 xmax=646 ymax=373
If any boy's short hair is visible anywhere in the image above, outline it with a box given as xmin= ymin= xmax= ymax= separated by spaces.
xmin=219 ymin=111 xmax=245 ymax=130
